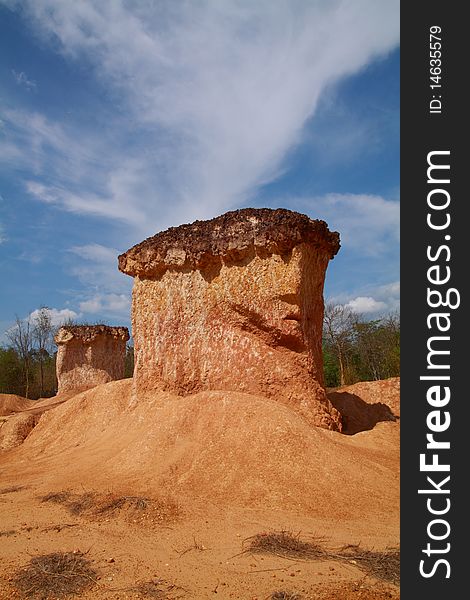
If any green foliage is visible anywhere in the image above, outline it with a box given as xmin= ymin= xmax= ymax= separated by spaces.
xmin=1 ymin=335 xmax=133 ymax=399
xmin=0 ymin=347 xmax=24 ymax=396
xmin=323 ymin=310 xmax=400 ymax=387
xmin=0 ymin=346 xmax=57 ymax=399
xmin=2 ymin=308 xmax=57 ymax=399
xmin=322 ymin=346 xmax=340 ymax=388
xmin=350 ymin=316 xmax=400 ymax=382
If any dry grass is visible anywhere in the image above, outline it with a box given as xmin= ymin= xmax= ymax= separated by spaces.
xmin=67 ymin=492 xmax=96 ymax=515
xmin=13 ymin=551 xmax=97 ymax=599
xmin=244 ymin=531 xmax=399 ymax=586
xmin=244 ymin=530 xmax=329 ymax=561
xmin=42 ymin=524 xmax=79 ymax=533
xmin=39 ymin=490 xmax=181 ymax=525
xmin=0 ymin=485 xmax=26 ymax=494
xmin=340 ymin=545 xmax=400 ymax=586
xmin=40 ymin=491 xmax=71 ymax=504
xmin=95 ymin=494 xmax=150 ymax=513
xmin=271 ymin=591 xmax=303 ymax=600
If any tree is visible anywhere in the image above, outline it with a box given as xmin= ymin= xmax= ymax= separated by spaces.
xmin=322 ymin=344 xmax=340 ymax=388
xmin=0 ymin=347 xmax=24 ymax=395
xmin=352 ymin=312 xmax=400 ymax=381
xmin=6 ymin=315 xmax=34 ymax=398
xmin=32 ymin=307 xmax=55 ymax=397
xmin=322 ymin=307 xmax=400 ymax=387
xmin=323 ymin=303 xmax=355 ymax=386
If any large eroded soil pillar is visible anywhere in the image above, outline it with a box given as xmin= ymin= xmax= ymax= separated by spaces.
xmin=55 ymin=325 xmax=130 ymax=394
xmin=118 ymin=208 xmax=342 ymax=430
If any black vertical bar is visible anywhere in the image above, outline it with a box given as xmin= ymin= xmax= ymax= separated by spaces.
xmin=401 ymin=2 xmax=466 ymax=597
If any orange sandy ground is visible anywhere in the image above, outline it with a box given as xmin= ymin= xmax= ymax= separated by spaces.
xmin=0 ymin=379 xmax=399 ymax=599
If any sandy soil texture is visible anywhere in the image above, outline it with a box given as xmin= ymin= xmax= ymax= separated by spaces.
xmin=0 ymin=378 xmax=399 ymax=599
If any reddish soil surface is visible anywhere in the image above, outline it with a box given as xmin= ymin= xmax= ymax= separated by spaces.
xmin=0 ymin=394 xmax=35 ymax=416
xmin=0 ymin=378 xmax=399 ymax=599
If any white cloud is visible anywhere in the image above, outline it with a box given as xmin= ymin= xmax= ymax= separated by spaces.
xmin=25 ymin=178 xmax=147 ymax=227
xmin=328 ymin=280 xmax=400 ymax=317
xmin=293 ymin=193 xmax=399 ymax=255
xmin=79 ymin=293 xmax=130 ymax=317
xmin=375 ymin=280 xmax=400 ymax=301
xmin=68 ymin=243 xmax=131 ymax=294
xmin=12 ymin=69 xmax=37 ymax=90
xmin=2 ymin=308 xmax=79 ymax=345
xmin=3 ymin=0 xmax=399 ymax=236
xmin=66 ymin=244 xmax=132 ymax=317
xmin=69 ymin=243 xmax=117 ymax=264
xmin=346 ymin=296 xmax=386 ymax=314
xmin=29 ymin=307 xmax=79 ymax=327
xmin=78 ymin=297 xmax=101 ymax=314
xmin=0 ymin=108 xmax=108 ymax=182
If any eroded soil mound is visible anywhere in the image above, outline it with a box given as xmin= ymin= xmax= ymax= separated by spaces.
xmin=328 ymin=377 xmax=400 ymax=435
xmin=22 ymin=389 xmax=86 ymax=414
xmin=1 ymin=379 xmax=399 ymax=534
xmin=0 ymin=378 xmax=399 ymax=599
xmin=0 ymin=393 xmax=35 ymax=416
xmin=0 ymin=413 xmax=39 ymax=451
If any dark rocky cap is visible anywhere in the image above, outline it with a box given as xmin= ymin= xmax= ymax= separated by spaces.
xmin=118 ymin=208 xmax=340 ymax=278
xmin=55 ymin=325 xmax=130 ymax=344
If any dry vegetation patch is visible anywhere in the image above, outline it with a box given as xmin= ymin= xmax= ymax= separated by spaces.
xmin=270 ymin=591 xmax=303 ymax=600
xmin=40 ymin=491 xmax=71 ymax=505
xmin=12 ymin=551 xmax=97 ymax=599
xmin=244 ymin=530 xmax=330 ymax=561
xmin=244 ymin=531 xmax=399 ymax=586
xmin=39 ymin=490 xmax=181 ymax=526
xmin=339 ymin=545 xmax=400 ymax=586
xmin=0 ymin=485 xmax=26 ymax=494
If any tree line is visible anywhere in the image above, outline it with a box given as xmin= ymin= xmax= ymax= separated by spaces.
xmin=1 ymin=305 xmax=399 ymax=398
xmin=322 ymin=303 xmax=400 ymax=388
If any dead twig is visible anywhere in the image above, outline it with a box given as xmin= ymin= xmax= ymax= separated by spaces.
xmin=175 ymin=535 xmax=208 ymax=557
xmin=41 ymin=523 xmax=80 ymax=533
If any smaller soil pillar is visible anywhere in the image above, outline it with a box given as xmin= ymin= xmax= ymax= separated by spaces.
xmin=54 ymin=325 xmax=130 ymax=394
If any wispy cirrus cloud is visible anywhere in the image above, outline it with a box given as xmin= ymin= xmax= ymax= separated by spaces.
xmin=2 ymin=0 xmax=399 ymax=238
xmin=68 ymin=243 xmax=131 ymax=294
xmin=12 ymin=69 xmax=37 ymax=90
xmin=289 ymin=193 xmax=399 ymax=255
xmin=66 ymin=243 xmax=132 ymax=319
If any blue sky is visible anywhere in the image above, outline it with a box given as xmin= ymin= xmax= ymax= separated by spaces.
xmin=0 ymin=0 xmax=399 ymax=340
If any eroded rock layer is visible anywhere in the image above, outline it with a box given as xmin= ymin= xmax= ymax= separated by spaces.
xmin=119 ymin=208 xmax=341 ymax=430
xmin=55 ymin=325 xmax=129 ymax=394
